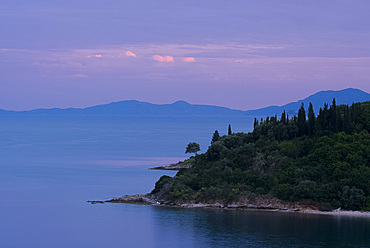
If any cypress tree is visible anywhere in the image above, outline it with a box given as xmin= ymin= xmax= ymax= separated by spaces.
xmin=280 ymin=111 xmax=286 ymax=124
xmin=315 ymin=107 xmax=323 ymax=133
xmin=307 ymin=102 xmax=315 ymax=136
xmin=254 ymin=118 xmax=259 ymax=128
xmin=228 ymin=124 xmax=232 ymax=135
xmin=297 ymin=103 xmax=307 ymax=136
xmin=211 ymin=130 xmax=220 ymax=144
xmin=331 ymin=98 xmax=338 ymax=132
xmin=322 ymin=103 xmax=330 ymax=132
xmin=343 ymin=105 xmax=351 ymax=133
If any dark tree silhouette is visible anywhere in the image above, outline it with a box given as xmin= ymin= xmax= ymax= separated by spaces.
xmin=211 ymin=130 xmax=220 ymax=144
xmin=185 ymin=142 xmax=200 ymax=155
xmin=297 ymin=103 xmax=307 ymax=136
xmin=308 ymin=102 xmax=315 ymax=136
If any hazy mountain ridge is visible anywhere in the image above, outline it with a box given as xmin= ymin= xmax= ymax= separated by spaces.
xmin=1 ymin=88 xmax=369 ymax=116
xmin=246 ymin=88 xmax=370 ymax=116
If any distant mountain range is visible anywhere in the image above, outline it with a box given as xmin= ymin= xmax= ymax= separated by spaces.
xmin=1 ymin=88 xmax=369 ymax=117
xmin=246 ymin=88 xmax=370 ymax=116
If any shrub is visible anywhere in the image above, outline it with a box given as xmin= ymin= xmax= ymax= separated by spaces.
xmin=275 ymin=183 xmax=293 ymax=201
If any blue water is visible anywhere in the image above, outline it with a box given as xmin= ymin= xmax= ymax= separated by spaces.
xmin=0 ymin=116 xmax=369 ymax=248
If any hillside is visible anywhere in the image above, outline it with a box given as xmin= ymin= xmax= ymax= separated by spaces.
xmin=149 ymin=100 xmax=370 ymax=211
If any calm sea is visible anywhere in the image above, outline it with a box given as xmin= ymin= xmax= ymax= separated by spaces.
xmin=0 ymin=115 xmax=369 ymax=248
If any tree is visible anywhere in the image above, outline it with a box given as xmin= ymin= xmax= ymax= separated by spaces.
xmin=185 ymin=142 xmax=200 ymax=155
xmin=343 ymin=105 xmax=351 ymax=133
xmin=211 ymin=130 xmax=220 ymax=144
xmin=280 ymin=111 xmax=286 ymax=124
xmin=228 ymin=124 xmax=232 ymax=135
xmin=254 ymin=118 xmax=259 ymax=128
xmin=330 ymin=98 xmax=338 ymax=132
xmin=307 ymin=102 xmax=315 ymax=136
xmin=297 ymin=103 xmax=307 ymax=136
xmin=339 ymin=186 xmax=365 ymax=210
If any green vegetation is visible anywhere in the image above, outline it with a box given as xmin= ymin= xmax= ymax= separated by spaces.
xmin=152 ymin=100 xmax=370 ymax=211
xmin=228 ymin=124 xmax=232 ymax=135
xmin=211 ymin=130 xmax=220 ymax=144
xmin=185 ymin=142 xmax=200 ymax=155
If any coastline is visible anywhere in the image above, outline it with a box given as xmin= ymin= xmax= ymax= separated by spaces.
xmin=299 ymin=209 xmax=370 ymax=217
xmin=149 ymin=159 xmax=193 ymax=170
xmin=88 ymin=194 xmax=370 ymax=217
xmin=91 ymin=158 xmax=370 ymax=217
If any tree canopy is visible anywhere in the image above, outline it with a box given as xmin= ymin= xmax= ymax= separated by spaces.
xmin=185 ymin=142 xmax=200 ymax=155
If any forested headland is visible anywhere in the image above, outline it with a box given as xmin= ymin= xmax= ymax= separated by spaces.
xmin=152 ymin=99 xmax=370 ymax=211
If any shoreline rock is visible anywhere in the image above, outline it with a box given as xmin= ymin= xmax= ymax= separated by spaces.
xmin=89 ymin=194 xmax=370 ymax=217
xmin=149 ymin=161 xmax=192 ymax=170
xmin=107 ymin=194 xmax=159 ymax=205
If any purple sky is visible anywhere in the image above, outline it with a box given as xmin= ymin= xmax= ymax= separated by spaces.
xmin=1 ymin=0 xmax=370 ymax=110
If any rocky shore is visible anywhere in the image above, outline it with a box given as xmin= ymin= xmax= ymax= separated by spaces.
xmin=150 ymin=160 xmax=193 ymax=170
xmin=88 ymin=194 xmax=370 ymax=217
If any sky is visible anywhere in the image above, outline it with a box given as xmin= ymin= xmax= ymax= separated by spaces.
xmin=1 ymin=0 xmax=370 ymax=111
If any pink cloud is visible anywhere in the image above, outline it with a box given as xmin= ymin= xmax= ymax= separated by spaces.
xmin=153 ymin=55 xmax=174 ymax=62
xmin=235 ymin=60 xmax=243 ymax=63
xmin=69 ymin=74 xmax=89 ymax=78
xmin=125 ymin=51 xmax=136 ymax=57
xmin=183 ymin=57 xmax=195 ymax=62
xmin=94 ymin=54 xmax=102 ymax=58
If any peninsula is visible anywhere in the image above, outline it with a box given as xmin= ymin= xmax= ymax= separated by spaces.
xmin=98 ymin=100 xmax=370 ymax=214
